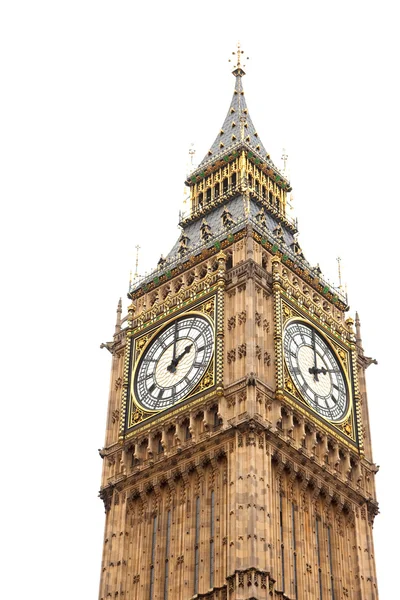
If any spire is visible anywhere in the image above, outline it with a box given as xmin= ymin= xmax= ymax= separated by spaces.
xmin=115 ymin=297 xmax=122 ymax=334
xmin=194 ymin=45 xmax=276 ymax=174
xmin=355 ymin=312 xmax=363 ymax=352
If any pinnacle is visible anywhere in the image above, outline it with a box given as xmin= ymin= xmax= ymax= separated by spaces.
xmin=193 ymin=69 xmax=275 ymax=174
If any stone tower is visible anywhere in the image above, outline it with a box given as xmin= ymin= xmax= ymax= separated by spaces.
xmin=98 ymin=49 xmax=379 ymax=600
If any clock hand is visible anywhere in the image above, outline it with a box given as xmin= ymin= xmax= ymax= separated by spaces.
xmin=167 ymin=343 xmax=193 ymax=373
xmin=167 ymin=322 xmax=179 ymax=373
xmin=172 ymin=321 xmax=178 ymax=362
xmin=174 ymin=343 xmax=193 ymax=366
xmin=312 ymin=329 xmax=318 ymax=381
xmin=308 ymin=365 xmax=328 ymax=377
xmin=307 ymin=329 xmax=328 ymax=382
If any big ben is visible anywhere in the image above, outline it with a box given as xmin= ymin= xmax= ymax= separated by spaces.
xmin=98 ymin=47 xmax=379 ymax=600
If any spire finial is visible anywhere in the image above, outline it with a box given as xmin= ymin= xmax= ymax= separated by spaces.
xmin=236 ymin=41 xmax=243 ymax=68
xmin=355 ymin=312 xmax=364 ymax=352
xmin=281 ymin=148 xmax=288 ymax=173
xmin=337 ymin=256 xmax=343 ymax=290
xmin=134 ymin=245 xmax=140 ymax=279
xmin=229 ymin=42 xmax=248 ymax=77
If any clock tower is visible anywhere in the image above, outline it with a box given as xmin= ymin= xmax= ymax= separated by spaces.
xmin=98 ymin=49 xmax=379 ymax=600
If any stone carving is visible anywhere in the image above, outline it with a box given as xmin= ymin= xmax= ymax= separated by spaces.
xmin=264 ymin=352 xmax=271 ymax=366
xmin=227 ymin=349 xmax=236 ymax=364
xmin=228 ymin=316 xmax=236 ymax=330
xmin=238 ymin=343 xmax=246 ymax=358
xmin=200 ymin=218 xmax=212 ymax=242
xmin=178 ymin=232 xmax=189 ymax=256
xmin=255 ymin=208 xmax=267 ymax=227
xmin=238 ymin=310 xmax=246 ymax=324
xmin=221 ymin=206 xmax=235 ymax=228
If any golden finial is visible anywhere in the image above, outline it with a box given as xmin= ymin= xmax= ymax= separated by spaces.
xmin=281 ymin=148 xmax=288 ymax=173
xmin=337 ymin=256 xmax=343 ymax=289
xmin=229 ymin=42 xmax=249 ymax=75
xmin=188 ymin=143 xmax=196 ymax=168
xmin=134 ymin=245 xmax=140 ymax=279
xmin=129 ymin=269 xmax=132 ymax=287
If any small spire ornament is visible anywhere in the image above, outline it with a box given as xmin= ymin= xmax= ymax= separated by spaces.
xmin=337 ymin=256 xmax=343 ymax=290
xmin=134 ymin=245 xmax=140 ymax=279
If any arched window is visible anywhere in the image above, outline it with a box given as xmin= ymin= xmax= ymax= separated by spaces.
xmin=214 ymin=182 xmax=220 ymax=199
xmin=231 ymin=172 xmax=237 ymax=188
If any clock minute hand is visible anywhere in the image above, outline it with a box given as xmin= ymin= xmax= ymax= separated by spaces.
xmin=172 ymin=321 xmax=178 ymax=362
xmin=167 ymin=322 xmax=179 ymax=373
xmin=311 ymin=329 xmax=319 ymax=382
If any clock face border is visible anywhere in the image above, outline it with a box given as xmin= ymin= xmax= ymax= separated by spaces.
xmin=278 ymin=295 xmax=359 ymax=448
xmin=132 ymin=311 xmax=215 ymax=413
xmin=124 ymin=295 xmax=218 ymax=434
xmin=283 ymin=317 xmax=351 ymax=424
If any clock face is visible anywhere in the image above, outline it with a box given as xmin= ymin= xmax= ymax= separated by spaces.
xmin=133 ymin=314 xmax=214 ymax=412
xmin=283 ymin=320 xmax=348 ymax=422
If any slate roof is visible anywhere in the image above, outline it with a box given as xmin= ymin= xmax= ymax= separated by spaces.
xmin=194 ymin=67 xmax=278 ymax=174
xmin=164 ymin=195 xmax=298 ymax=267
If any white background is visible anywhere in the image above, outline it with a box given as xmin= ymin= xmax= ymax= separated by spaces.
xmin=1 ymin=1 xmax=397 ymax=598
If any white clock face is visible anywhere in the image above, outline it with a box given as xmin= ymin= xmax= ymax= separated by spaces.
xmin=133 ymin=314 xmax=214 ymax=412
xmin=283 ymin=321 xmax=348 ymax=422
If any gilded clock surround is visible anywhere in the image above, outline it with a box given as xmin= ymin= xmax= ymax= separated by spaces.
xmin=282 ymin=314 xmax=356 ymax=442
xmin=121 ymin=291 xmax=223 ymax=439
xmin=272 ymin=255 xmax=362 ymax=450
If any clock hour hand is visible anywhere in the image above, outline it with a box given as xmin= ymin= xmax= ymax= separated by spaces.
xmin=167 ymin=343 xmax=193 ymax=373
xmin=308 ymin=365 xmax=327 ymax=377
xmin=175 ymin=343 xmax=193 ymax=365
